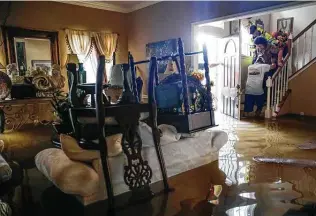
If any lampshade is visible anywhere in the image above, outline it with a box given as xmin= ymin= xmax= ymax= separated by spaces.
xmin=108 ymin=64 xmax=124 ymax=87
xmin=67 ymin=54 xmax=79 ymax=64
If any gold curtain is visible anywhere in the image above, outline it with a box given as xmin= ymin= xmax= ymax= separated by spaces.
xmin=94 ymin=32 xmax=118 ymax=83
xmin=58 ymin=30 xmax=69 ymax=91
xmin=94 ymin=32 xmax=118 ymax=61
xmin=0 ymin=28 xmax=6 ymax=67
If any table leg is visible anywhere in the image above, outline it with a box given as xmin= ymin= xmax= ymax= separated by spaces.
xmin=91 ymin=94 xmax=96 ymax=108
xmin=0 ymin=108 xmax=5 ymax=134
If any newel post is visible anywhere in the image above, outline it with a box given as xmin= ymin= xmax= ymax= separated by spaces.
xmin=265 ymin=76 xmax=272 ymax=119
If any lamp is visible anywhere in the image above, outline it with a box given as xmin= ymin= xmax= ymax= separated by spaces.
xmin=67 ymin=54 xmax=86 ymax=84
xmin=67 ymin=54 xmax=79 ymax=64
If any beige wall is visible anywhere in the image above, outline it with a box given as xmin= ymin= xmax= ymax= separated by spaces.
xmin=270 ymin=3 xmax=316 ymax=37
xmin=0 ymin=1 xmax=128 ymax=90
xmin=287 ymin=62 xmax=316 ymax=116
xmin=0 ymin=1 xmax=304 ymax=93
xmin=127 ymin=1 xmax=302 ymax=93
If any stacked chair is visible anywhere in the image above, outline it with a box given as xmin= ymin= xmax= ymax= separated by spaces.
xmin=37 ymin=37 xmax=218 ymax=213
xmin=129 ymin=38 xmax=216 ymax=134
xmin=36 ymin=55 xmax=171 ymax=213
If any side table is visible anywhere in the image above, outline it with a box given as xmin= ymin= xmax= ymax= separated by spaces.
xmin=0 ymin=98 xmax=55 ymax=134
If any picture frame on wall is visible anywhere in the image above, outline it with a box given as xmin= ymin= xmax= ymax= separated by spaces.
xmin=230 ymin=20 xmax=240 ymax=35
xmin=277 ymin=17 xmax=294 ymax=33
xmin=146 ymin=38 xmax=178 ymax=74
xmin=31 ymin=60 xmax=52 ymax=71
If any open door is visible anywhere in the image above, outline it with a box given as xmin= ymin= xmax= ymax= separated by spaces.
xmin=221 ymin=36 xmax=241 ymax=119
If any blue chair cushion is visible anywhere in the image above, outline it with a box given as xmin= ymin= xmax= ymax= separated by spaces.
xmin=155 ymin=82 xmax=182 ymax=109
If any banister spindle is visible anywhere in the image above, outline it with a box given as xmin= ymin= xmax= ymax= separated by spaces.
xmin=274 ymin=76 xmax=278 ymax=112
xmin=283 ymin=66 xmax=286 ymax=97
xmin=311 ymin=25 xmax=314 ymax=61
xmin=276 ymin=74 xmax=281 ymax=106
xmin=289 ymin=47 xmax=293 ymax=76
xmin=280 ymin=68 xmax=284 ymax=98
xmin=265 ymin=76 xmax=272 ymax=118
xmin=271 ymin=78 xmax=275 ymax=109
xmin=279 ymin=72 xmax=282 ymax=103
xmin=296 ymin=39 xmax=299 ymax=71
xmin=303 ymin=32 xmax=307 ymax=66
xmin=285 ymin=62 xmax=288 ymax=93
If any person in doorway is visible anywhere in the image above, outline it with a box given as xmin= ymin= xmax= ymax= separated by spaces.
xmin=244 ymin=37 xmax=277 ymax=117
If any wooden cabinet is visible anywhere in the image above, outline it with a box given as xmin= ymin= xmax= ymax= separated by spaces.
xmin=0 ymin=98 xmax=55 ymax=133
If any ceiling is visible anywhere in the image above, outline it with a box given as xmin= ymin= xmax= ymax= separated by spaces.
xmin=59 ymin=1 xmax=160 ymax=13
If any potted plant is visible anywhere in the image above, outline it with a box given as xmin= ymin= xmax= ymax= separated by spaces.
xmin=50 ymin=90 xmax=72 ymax=134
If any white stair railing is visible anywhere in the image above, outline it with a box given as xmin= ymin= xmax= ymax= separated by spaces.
xmin=291 ymin=20 xmax=316 ymax=78
xmin=265 ymin=19 xmax=316 ymax=118
xmin=265 ymin=48 xmax=291 ymax=118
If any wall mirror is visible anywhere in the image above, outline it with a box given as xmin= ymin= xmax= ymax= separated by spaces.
xmin=2 ymin=26 xmax=59 ymax=75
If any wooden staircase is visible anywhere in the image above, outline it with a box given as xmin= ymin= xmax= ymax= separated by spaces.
xmin=265 ymin=18 xmax=316 ymax=118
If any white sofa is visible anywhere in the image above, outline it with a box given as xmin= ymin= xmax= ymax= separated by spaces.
xmin=35 ymin=126 xmax=228 ymax=206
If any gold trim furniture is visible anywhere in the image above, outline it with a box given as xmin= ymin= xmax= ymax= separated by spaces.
xmin=0 ymin=98 xmax=54 ymax=133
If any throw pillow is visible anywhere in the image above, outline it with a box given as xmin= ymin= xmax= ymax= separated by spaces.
xmin=60 ymin=134 xmax=123 ymax=161
xmin=104 ymin=134 xmax=123 ymax=157
xmin=60 ymin=134 xmax=100 ymax=162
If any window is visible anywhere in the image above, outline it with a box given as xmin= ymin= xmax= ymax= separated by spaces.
xmin=105 ymin=61 xmax=113 ymax=83
xmin=82 ymin=46 xmax=113 ymax=83
xmin=241 ymin=23 xmax=252 ymax=56
xmin=196 ymin=33 xmax=219 ymax=85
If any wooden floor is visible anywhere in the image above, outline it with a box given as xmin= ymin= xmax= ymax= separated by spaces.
xmin=4 ymin=115 xmax=316 ymax=215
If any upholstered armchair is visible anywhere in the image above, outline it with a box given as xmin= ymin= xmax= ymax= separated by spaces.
xmin=35 ymin=134 xmax=122 ymax=206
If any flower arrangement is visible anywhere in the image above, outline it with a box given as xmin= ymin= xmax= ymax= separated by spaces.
xmin=50 ymin=90 xmax=73 ymax=134
xmin=269 ymin=30 xmax=290 ymax=66
xmin=190 ymin=70 xmax=204 ymax=81
xmin=247 ymin=19 xmax=291 ymax=67
xmin=6 ymin=63 xmax=18 ymax=76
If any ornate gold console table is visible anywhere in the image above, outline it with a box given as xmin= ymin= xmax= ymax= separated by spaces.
xmin=0 ymin=98 xmax=55 ymax=133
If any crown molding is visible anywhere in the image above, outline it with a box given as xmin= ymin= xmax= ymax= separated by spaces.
xmin=57 ymin=1 xmax=159 ymax=13
xmin=128 ymin=1 xmax=159 ymax=13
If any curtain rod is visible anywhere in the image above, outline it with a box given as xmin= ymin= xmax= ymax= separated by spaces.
xmin=63 ymin=28 xmax=119 ymax=36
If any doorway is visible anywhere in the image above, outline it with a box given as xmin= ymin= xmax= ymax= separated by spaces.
xmin=194 ymin=21 xmax=241 ymax=119
xmin=195 ymin=32 xmax=222 ymax=115
xmin=222 ymin=37 xmax=240 ymax=119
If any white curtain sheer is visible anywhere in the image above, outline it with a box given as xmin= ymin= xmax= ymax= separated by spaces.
xmin=65 ymin=29 xmax=117 ymax=83
xmin=65 ymin=29 xmax=93 ymax=63
xmin=84 ymin=46 xmax=99 ymax=83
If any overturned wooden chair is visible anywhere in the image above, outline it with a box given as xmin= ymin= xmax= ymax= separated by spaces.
xmin=69 ymin=55 xmax=171 ymax=212
xmin=129 ymin=38 xmax=216 ymax=134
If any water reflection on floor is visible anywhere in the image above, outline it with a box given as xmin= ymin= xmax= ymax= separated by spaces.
xmin=213 ymin=114 xmax=316 ymax=215
xmin=40 ymin=115 xmax=316 ymax=216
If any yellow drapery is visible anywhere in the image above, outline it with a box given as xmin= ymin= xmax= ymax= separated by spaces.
xmin=93 ymin=32 xmax=118 ymax=82
xmin=93 ymin=32 xmax=118 ymax=61
xmin=64 ymin=29 xmax=118 ymax=83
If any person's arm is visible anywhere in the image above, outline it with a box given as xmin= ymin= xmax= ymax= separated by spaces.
xmin=252 ymin=50 xmax=258 ymax=64
xmin=209 ymin=63 xmax=223 ymax=68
